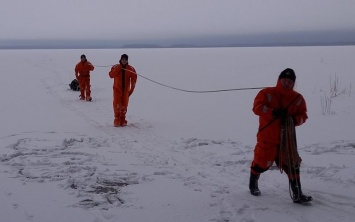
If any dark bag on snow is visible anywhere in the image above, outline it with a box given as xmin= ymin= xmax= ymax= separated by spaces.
xmin=69 ymin=79 xmax=80 ymax=91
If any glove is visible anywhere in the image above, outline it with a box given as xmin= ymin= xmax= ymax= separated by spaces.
xmin=272 ymin=109 xmax=287 ymax=118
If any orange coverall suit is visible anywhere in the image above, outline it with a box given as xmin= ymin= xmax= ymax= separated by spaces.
xmin=109 ymin=63 xmax=137 ymax=126
xmin=251 ymin=79 xmax=308 ymax=180
xmin=75 ymin=60 xmax=94 ymax=100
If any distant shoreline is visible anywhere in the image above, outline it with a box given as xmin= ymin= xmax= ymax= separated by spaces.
xmin=1 ymin=42 xmax=355 ymax=50
xmin=3 ymin=30 xmax=355 ymax=49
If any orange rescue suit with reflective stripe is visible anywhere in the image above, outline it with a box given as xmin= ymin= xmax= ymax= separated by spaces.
xmin=253 ymin=79 xmax=308 ymax=144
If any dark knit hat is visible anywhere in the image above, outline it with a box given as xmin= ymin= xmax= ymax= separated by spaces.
xmin=80 ymin=54 xmax=86 ymax=59
xmin=279 ymin=68 xmax=296 ymax=82
xmin=121 ymin=54 xmax=128 ymax=60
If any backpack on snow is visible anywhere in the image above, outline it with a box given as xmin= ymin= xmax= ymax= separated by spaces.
xmin=69 ymin=79 xmax=80 ymax=91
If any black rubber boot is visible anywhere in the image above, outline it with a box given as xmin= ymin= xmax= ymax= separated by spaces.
xmin=290 ymin=178 xmax=313 ymax=203
xmin=249 ymin=172 xmax=261 ymax=196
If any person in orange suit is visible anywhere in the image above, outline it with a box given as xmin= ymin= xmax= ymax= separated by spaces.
xmin=109 ymin=54 xmax=137 ymax=127
xmin=249 ymin=68 xmax=312 ymax=203
xmin=75 ymin=54 xmax=94 ymax=101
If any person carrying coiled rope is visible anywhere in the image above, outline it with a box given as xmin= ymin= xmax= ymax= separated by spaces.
xmin=249 ymin=68 xmax=313 ymax=204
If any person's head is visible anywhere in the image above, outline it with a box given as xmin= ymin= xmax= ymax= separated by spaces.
xmin=278 ymin=68 xmax=296 ymax=89
xmin=80 ymin=54 xmax=87 ymax=62
xmin=120 ymin=54 xmax=128 ymax=65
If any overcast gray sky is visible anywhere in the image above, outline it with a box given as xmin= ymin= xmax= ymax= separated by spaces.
xmin=1 ymin=0 xmax=355 ymax=45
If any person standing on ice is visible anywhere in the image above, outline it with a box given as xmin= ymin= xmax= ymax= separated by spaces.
xmin=75 ymin=54 xmax=95 ymax=101
xmin=109 ymin=54 xmax=137 ymax=127
xmin=249 ymin=68 xmax=313 ymax=203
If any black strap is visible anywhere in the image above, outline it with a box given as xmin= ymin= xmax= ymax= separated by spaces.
xmin=121 ymin=65 xmax=126 ymax=91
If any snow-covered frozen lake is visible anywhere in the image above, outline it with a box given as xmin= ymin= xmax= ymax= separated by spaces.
xmin=0 ymin=46 xmax=354 ymax=222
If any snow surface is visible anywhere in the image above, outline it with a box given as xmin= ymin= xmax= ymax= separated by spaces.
xmin=0 ymin=46 xmax=354 ymax=222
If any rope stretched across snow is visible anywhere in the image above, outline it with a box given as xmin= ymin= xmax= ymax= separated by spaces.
xmin=94 ymin=64 xmax=265 ymax=93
